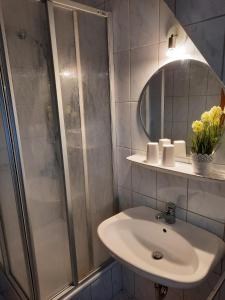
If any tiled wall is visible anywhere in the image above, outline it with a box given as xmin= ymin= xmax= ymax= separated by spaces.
xmin=164 ymin=0 xmax=225 ymax=83
xmin=103 ymin=0 xmax=225 ymax=299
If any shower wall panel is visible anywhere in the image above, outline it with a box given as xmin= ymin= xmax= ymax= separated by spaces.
xmin=77 ymin=11 xmax=114 ymax=268
xmin=54 ymin=6 xmax=90 ymax=280
xmin=1 ymin=0 xmax=72 ymax=299
xmin=0 ymin=113 xmax=29 ymax=296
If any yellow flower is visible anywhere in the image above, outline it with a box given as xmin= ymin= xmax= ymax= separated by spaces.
xmin=201 ymin=111 xmax=211 ymax=123
xmin=209 ymin=106 xmax=222 ymax=121
xmin=192 ymin=120 xmax=204 ymax=133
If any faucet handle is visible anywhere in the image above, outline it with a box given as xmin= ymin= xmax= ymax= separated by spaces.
xmin=166 ymin=202 xmax=176 ymax=214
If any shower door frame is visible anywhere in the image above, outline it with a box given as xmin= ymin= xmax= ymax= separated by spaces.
xmin=47 ymin=0 xmax=117 ymax=298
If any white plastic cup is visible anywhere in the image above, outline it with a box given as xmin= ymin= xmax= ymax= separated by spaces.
xmin=173 ymin=140 xmax=186 ymax=157
xmin=146 ymin=142 xmax=159 ymax=164
xmin=159 ymin=138 xmax=171 ymax=153
xmin=162 ymin=144 xmax=175 ymax=167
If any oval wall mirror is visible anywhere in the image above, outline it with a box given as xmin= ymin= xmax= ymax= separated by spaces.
xmin=138 ymin=59 xmax=225 ymax=154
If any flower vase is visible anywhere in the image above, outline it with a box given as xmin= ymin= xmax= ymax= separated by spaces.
xmin=191 ymin=153 xmax=214 ymax=175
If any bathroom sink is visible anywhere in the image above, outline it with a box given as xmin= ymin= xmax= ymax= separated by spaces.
xmin=98 ymin=206 xmax=225 ymax=289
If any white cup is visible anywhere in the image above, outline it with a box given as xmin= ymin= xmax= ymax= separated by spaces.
xmin=162 ymin=144 xmax=175 ymax=167
xmin=173 ymin=140 xmax=186 ymax=157
xmin=159 ymin=138 xmax=171 ymax=153
xmin=146 ymin=142 xmax=159 ymax=164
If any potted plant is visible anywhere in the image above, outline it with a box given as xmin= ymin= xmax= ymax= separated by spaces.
xmin=191 ymin=105 xmax=225 ymax=175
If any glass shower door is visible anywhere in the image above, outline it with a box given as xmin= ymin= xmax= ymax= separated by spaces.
xmin=49 ymin=1 xmax=115 ymax=281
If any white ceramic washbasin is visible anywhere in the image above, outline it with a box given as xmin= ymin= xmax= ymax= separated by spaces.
xmin=98 ymin=206 xmax=225 ymax=289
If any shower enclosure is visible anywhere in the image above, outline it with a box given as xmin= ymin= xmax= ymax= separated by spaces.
xmin=0 ymin=0 xmax=116 ymax=299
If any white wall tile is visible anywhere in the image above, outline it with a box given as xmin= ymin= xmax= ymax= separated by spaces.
xmin=157 ymin=200 xmax=187 ymax=221
xmin=188 ymin=179 xmax=225 ymax=223
xmin=116 ymin=102 xmax=131 ymax=148
xmin=130 ymin=102 xmax=149 ymax=151
xmin=187 ymin=211 xmax=224 ymax=238
xmin=114 ymin=51 xmax=130 ymax=101
xmin=132 ymin=164 xmax=156 ymax=198
xmin=130 ymin=0 xmax=159 ymax=48
xmin=118 ymin=187 xmax=132 ymax=211
xmin=132 ymin=192 xmax=157 ymax=209
xmin=130 ymin=44 xmax=158 ymax=101
xmin=157 ymin=173 xmax=188 ymax=209
xmin=117 ymin=147 xmax=131 ymax=189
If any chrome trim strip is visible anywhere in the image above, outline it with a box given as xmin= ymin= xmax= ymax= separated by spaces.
xmin=47 ymin=1 xmax=78 ymax=285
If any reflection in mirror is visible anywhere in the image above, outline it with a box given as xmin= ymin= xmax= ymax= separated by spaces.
xmin=139 ymin=59 xmax=225 ymax=155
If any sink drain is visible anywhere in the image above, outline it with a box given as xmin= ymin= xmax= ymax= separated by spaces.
xmin=152 ymin=251 xmax=163 ymax=260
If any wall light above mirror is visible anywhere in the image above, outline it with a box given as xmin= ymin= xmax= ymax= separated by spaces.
xmin=138 ymin=59 xmax=225 ymax=157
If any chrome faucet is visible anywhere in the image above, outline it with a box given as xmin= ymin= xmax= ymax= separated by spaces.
xmin=155 ymin=202 xmax=176 ymax=224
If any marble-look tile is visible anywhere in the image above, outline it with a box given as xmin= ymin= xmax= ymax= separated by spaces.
xmin=157 ymin=173 xmax=188 ymax=209
xmin=122 ymin=266 xmax=135 ymax=296
xmin=117 ymin=147 xmax=132 ymax=189
xmin=132 ymin=192 xmax=157 ymax=209
xmin=188 ymin=95 xmax=207 ymax=123
xmin=130 ymin=102 xmax=149 ymax=151
xmin=116 ymin=102 xmax=131 ymax=148
xmin=157 ymin=200 xmax=187 ymax=221
xmin=207 ymin=71 xmax=223 ymax=96
xmin=130 ymin=0 xmax=159 ymax=48
xmin=118 ymin=187 xmax=132 ymax=211
xmin=130 ymin=44 xmax=158 ymax=101
xmin=189 ymin=62 xmax=208 ymax=96
xmin=91 ymin=270 xmax=113 ymax=300
xmin=112 ymin=263 xmax=122 ymax=296
xmin=172 ymin=121 xmax=187 ymax=141
xmin=188 ymin=179 xmax=225 ymax=223
xmin=185 ymin=16 xmax=225 ymax=80
xmin=73 ymin=286 xmax=91 ymax=300
xmin=132 ymin=164 xmax=156 ymax=198
xmin=172 ymin=97 xmax=188 ymax=122
xmin=134 ymin=274 xmax=155 ymax=300
xmin=187 ymin=211 xmax=224 ymax=238
xmin=114 ymin=51 xmax=130 ymax=101
xmin=107 ymin=0 xmax=129 ymax=52
xmin=183 ymin=271 xmax=220 ymax=300
xmin=176 ymin=0 xmax=225 ymax=25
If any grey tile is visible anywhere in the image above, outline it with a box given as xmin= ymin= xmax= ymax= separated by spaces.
xmin=107 ymin=0 xmax=129 ymax=52
xmin=114 ymin=51 xmax=130 ymax=101
xmin=118 ymin=187 xmax=132 ymax=211
xmin=183 ymin=271 xmax=220 ymax=300
xmin=164 ymin=0 xmax=176 ymax=13
xmin=172 ymin=121 xmax=187 ymax=141
xmin=187 ymin=211 xmax=224 ymax=238
xmin=122 ymin=266 xmax=135 ymax=296
xmin=164 ymin=97 xmax=173 ymax=122
xmin=112 ymin=263 xmax=122 ymax=296
xmin=173 ymin=65 xmax=190 ymax=97
xmin=91 ymin=270 xmax=113 ymax=300
xmin=157 ymin=173 xmax=188 ymax=209
xmin=73 ymin=286 xmax=91 ymax=300
xmin=117 ymin=147 xmax=132 ymax=189
xmin=132 ymin=164 xmax=156 ymax=198
xmin=130 ymin=44 xmax=158 ymax=101
xmin=207 ymin=70 xmax=223 ymax=96
xmin=172 ymin=97 xmax=188 ymax=122
xmin=132 ymin=192 xmax=157 ymax=209
xmin=176 ymin=0 xmax=225 ymax=25
xmin=130 ymin=0 xmax=159 ymax=48
xmin=206 ymin=95 xmax=221 ymax=110
xmin=188 ymin=179 xmax=225 ymax=223
xmin=188 ymin=95 xmax=207 ymax=123
xmin=189 ymin=61 xmax=208 ymax=96
xmin=134 ymin=274 xmax=155 ymax=300
xmin=131 ymin=102 xmax=149 ymax=151
xmin=185 ymin=16 xmax=225 ymax=80
xmin=116 ymin=102 xmax=131 ymax=148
